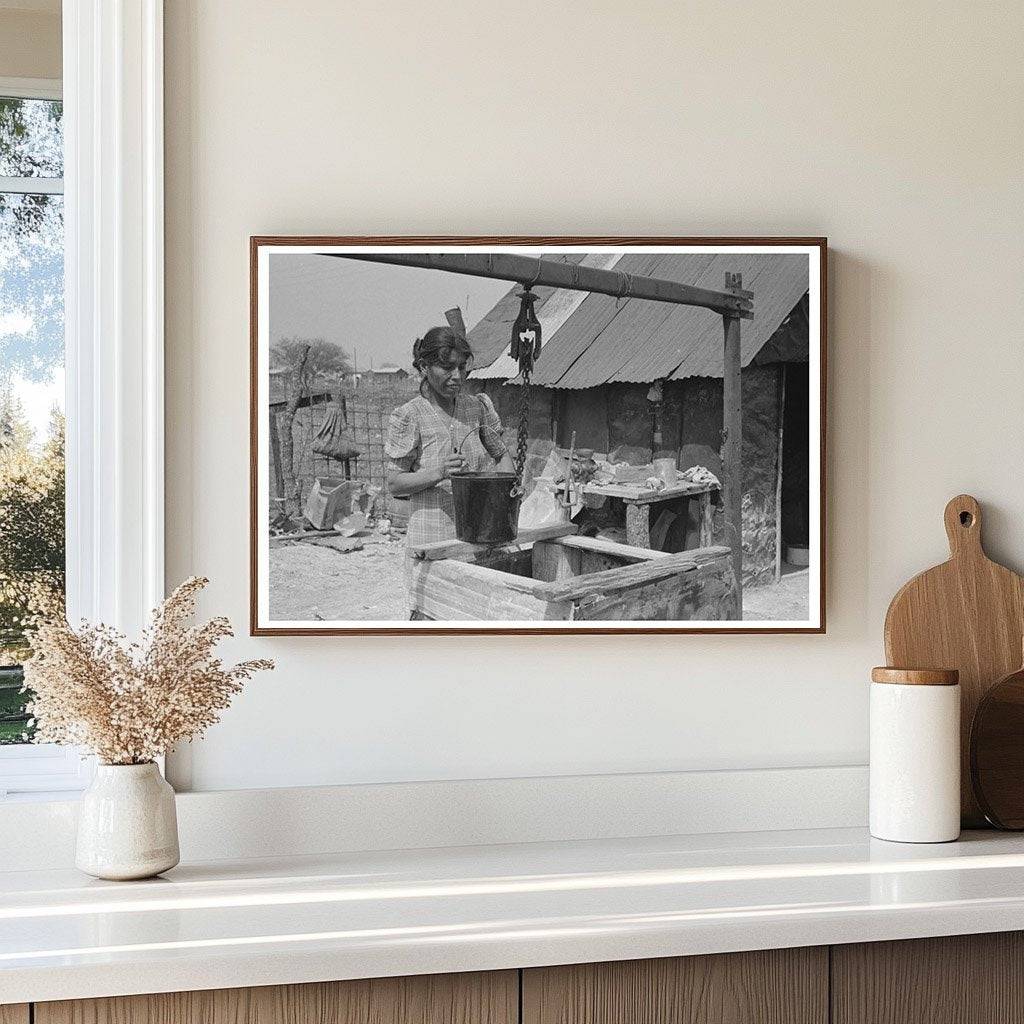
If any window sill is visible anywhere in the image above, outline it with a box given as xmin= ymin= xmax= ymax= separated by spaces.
xmin=0 ymin=744 xmax=93 ymax=799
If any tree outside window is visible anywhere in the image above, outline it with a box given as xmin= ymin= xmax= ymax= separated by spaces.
xmin=0 ymin=94 xmax=65 ymax=744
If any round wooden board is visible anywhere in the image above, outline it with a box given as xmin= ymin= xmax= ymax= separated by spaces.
xmin=970 ymin=665 xmax=1024 ymax=829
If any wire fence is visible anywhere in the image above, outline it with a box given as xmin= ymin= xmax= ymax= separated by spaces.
xmin=272 ymin=377 xmax=421 ymax=525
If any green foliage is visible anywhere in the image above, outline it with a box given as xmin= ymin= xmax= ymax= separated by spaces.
xmin=0 ymin=666 xmax=30 ymax=744
xmin=0 ymin=97 xmax=63 ymax=240
xmin=0 ymin=401 xmax=65 ymax=665
xmin=0 ymin=97 xmax=63 ymax=178
xmin=1 ymin=97 xmax=65 ymax=741
xmin=0 ymin=404 xmax=64 ymax=744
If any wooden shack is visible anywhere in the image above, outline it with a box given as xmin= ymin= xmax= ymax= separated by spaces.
xmin=322 ymin=248 xmax=756 ymax=618
xmin=468 ymin=253 xmax=811 ymax=584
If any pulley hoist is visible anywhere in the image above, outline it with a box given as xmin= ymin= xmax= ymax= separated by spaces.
xmin=509 ymin=287 xmax=542 ymax=498
xmin=510 ymin=286 xmax=542 ymax=373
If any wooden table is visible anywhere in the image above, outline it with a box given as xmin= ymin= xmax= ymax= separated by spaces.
xmin=582 ymin=481 xmax=718 ymax=550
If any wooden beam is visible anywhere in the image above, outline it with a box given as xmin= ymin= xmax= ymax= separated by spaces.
xmin=326 ymin=252 xmax=753 ymax=319
xmin=550 ymin=534 xmax=671 ymax=563
xmin=411 ymin=523 xmax=577 ymax=562
xmin=722 ymin=272 xmax=744 ymax=615
xmin=410 ymin=559 xmax=567 ymax=620
xmin=532 ymin=539 xmax=581 ymax=582
xmin=268 ymin=407 xmax=284 ymax=501
xmin=774 ymin=363 xmax=787 ymax=582
xmin=698 ymin=491 xmax=715 ymax=548
xmin=268 ymin=527 xmax=339 ymax=546
xmin=583 ymin=481 xmax=716 ymax=504
xmin=574 ymin=556 xmax=737 ymax=621
xmin=536 ymin=546 xmax=731 ymax=603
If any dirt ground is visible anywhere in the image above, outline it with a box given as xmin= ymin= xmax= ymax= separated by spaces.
xmin=270 ymin=541 xmax=811 ymax=624
xmin=269 ymin=535 xmax=410 ymax=621
xmin=742 ymin=565 xmax=810 ymax=621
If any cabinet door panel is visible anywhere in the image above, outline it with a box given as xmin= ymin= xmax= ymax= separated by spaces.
xmin=832 ymin=932 xmax=1024 ymax=1024
xmin=523 ymin=948 xmax=828 ymax=1024
xmin=0 ymin=1006 xmax=29 ymax=1024
xmin=36 ymin=971 xmax=517 ymax=1024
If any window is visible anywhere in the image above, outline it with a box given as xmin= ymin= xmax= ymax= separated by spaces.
xmin=0 ymin=4 xmax=166 ymax=798
xmin=0 ymin=80 xmax=85 ymax=797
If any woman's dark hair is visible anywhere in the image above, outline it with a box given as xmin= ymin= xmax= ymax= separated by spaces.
xmin=412 ymin=326 xmax=473 ymax=373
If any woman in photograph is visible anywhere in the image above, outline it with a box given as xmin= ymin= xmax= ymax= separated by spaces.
xmin=385 ymin=326 xmax=515 ymax=615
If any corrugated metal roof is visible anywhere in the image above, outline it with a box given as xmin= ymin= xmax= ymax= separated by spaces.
xmin=539 ymin=253 xmax=711 ymax=387
xmin=531 ymin=254 xmax=666 ymax=387
xmin=665 ymin=254 xmax=808 ymax=381
xmin=473 ymin=253 xmax=624 ymax=380
xmin=473 ymin=252 xmax=809 ymax=389
xmin=466 ymin=253 xmax=590 ymax=370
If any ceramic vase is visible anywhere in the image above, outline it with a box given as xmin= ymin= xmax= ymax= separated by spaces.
xmin=76 ymin=762 xmax=180 ymax=880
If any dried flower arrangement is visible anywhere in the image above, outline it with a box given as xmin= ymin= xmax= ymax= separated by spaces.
xmin=22 ymin=577 xmax=273 ymax=765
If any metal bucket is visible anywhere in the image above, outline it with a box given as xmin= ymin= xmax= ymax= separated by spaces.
xmin=450 ymin=472 xmax=520 ymax=545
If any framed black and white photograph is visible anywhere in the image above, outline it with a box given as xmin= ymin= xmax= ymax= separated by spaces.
xmin=250 ymin=237 xmax=826 ymax=635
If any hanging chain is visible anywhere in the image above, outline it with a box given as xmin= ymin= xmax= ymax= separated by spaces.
xmin=510 ymin=365 xmax=531 ymax=498
xmin=508 ymin=284 xmax=541 ymax=500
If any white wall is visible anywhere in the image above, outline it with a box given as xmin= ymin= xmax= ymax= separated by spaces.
xmin=164 ymin=0 xmax=1024 ymax=792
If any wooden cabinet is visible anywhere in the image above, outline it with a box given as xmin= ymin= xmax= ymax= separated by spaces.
xmin=34 ymin=971 xmax=517 ymax=1024
xmin=522 ymin=948 xmax=828 ymax=1024
xmin=22 ymin=932 xmax=1024 ymax=1024
xmin=832 ymin=932 xmax=1024 ymax=1024
xmin=521 ymin=935 xmax=1024 ymax=1024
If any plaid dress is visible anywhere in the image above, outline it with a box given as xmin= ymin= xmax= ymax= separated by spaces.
xmin=385 ymin=392 xmax=508 ymax=554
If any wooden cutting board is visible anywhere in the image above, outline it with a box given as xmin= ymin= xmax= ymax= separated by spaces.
xmin=884 ymin=494 xmax=1024 ymax=826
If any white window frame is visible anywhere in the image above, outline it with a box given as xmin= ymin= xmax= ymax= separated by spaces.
xmin=0 ymin=78 xmax=64 ymax=193
xmin=0 ymin=77 xmax=61 ymax=101
xmin=0 ymin=0 xmax=165 ymax=799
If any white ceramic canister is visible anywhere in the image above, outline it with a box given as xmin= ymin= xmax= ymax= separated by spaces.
xmin=869 ymin=667 xmax=960 ymax=843
xmin=76 ymin=762 xmax=180 ymax=880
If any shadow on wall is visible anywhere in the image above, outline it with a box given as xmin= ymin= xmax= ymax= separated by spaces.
xmin=826 ymin=249 xmax=873 ymax=634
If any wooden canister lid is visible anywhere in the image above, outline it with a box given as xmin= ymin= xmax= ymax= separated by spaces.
xmin=871 ymin=667 xmax=959 ymax=686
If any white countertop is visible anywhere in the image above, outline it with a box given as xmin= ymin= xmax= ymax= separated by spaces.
xmin=4 ymin=826 xmax=1024 ymax=1004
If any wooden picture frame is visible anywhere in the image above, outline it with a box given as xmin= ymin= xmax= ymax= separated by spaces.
xmin=251 ymin=237 xmax=827 ymax=635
